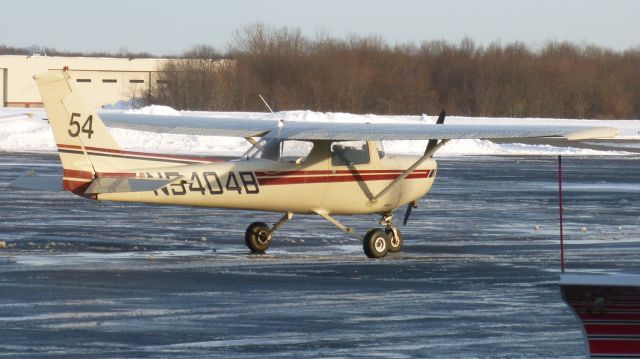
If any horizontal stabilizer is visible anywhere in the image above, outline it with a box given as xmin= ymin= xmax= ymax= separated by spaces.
xmin=84 ymin=177 xmax=179 ymax=194
xmin=9 ymin=173 xmax=63 ymax=192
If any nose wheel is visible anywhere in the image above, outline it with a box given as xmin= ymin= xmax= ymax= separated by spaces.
xmin=362 ymin=212 xmax=403 ymax=258
xmin=380 ymin=212 xmax=403 ymax=253
xmin=386 ymin=227 xmax=403 ymax=253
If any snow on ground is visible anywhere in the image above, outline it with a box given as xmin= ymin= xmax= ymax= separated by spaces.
xmin=0 ymin=106 xmax=638 ymax=156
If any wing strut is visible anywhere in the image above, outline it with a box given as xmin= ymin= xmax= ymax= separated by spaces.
xmin=244 ymin=136 xmax=263 ymax=151
xmin=267 ymin=211 xmax=293 ymax=236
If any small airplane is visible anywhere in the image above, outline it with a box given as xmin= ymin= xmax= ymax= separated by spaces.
xmin=11 ymin=71 xmax=618 ymax=258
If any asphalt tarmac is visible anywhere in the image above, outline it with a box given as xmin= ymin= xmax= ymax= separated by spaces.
xmin=1 ymin=152 xmax=639 ymax=358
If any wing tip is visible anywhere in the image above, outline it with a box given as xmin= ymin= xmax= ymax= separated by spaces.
xmin=564 ymin=127 xmax=619 ymax=141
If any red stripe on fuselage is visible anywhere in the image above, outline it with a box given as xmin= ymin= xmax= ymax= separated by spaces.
xmin=255 ymin=169 xmax=430 ymax=177
xmin=57 ymin=145 xmax=433 ymax=186
xmin=63 ymin=169 xmax=139 ymax=179
xmin=257 ymin=171 xmax=430 ymax=186
xmin=56 ymin=143 xmax=224 ymax=163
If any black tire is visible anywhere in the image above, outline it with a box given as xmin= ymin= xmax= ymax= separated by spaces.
xmin=363 ymin=229 xmax=389 ymax=259
xmin=245 ymin=222 xmax=272 ymax=253
xmin=386 ymin=227 xmax=403 ymax=253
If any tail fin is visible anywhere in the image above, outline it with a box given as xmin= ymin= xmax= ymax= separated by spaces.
xmin=34 ymin=72 xmax=124 ymax=192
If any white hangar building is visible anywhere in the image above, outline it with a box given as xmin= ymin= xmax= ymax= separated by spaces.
xmin=0 ymin=55 xmax=172 ymax=109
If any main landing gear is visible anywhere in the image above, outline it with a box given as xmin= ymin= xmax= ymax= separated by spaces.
xmin=314 ymin=209 xmax=402 ymax=259
xmin=362 ymin=212 xmax=403 ymax=258
xmin=245 ymin=210 xmax=403 ymax=258
xmin=245 ymin=212 xmax=292 ymax=253
xmin=245 ymin=222 xmax=272 ymax=253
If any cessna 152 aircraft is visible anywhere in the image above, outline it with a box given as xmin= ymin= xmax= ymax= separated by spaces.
xmin=12 ymin=71 xmax=618 ymax=258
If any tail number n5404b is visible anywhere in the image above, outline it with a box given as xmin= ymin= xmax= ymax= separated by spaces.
xmin=146 ymin=171 xmax=259 ymax=196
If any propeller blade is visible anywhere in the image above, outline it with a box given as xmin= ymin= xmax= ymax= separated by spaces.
xmin=408 ymin=110 xmax=445 ymax=226
xmin=402 ymin=201 xmax=417 ymax=226
xmin=435 ymin=109 xmax=446 ymax=125
xmin=425 ymin=110 xmax=446 ymax=154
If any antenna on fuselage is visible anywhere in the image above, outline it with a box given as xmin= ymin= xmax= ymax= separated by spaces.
xmin=259 ymin=94 xmax=275 ymax=114
xmin=259 ymin=93 xmax=285 ymax=139
xmin=241 ymin=94 xmax=278 ymax=160
xmin=259 ymin=93 xmax=283 ymax=128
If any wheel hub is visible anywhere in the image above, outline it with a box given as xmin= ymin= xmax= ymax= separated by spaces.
xmin=390 ymin=235 xmax=399 ymax=247
xmin=256 ymin=230 xmax=270 ymax=244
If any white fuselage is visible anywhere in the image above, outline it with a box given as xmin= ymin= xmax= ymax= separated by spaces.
xmin=97 ymin=141 xmax=437 ymax=215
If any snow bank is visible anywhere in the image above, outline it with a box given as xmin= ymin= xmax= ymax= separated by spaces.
xmin=0 ymin=109 xmax=56 ymax=151
xmin=125 ymin=105 xmax=181 ymax=116
xmin=0 ymin=107 xmax=637 ymax=156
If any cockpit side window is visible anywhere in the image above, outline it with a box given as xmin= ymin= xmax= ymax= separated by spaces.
xmin=249 ymin=139 xmax=314 ymax=163
xmin=331 ymin=141 xmax=370 ymax=166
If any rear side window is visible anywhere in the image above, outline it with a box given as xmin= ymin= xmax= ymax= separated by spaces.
xmin=331 ymin=141 xmax=370 ymax=166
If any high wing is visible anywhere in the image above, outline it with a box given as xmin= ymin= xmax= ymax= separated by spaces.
xmin=99 ymin=112 xmax=274 ymax=138
xmin=98 ymin=111 xmax=618 ymax=141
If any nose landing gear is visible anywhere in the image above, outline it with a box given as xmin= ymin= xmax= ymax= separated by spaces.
xmin=362 ymin=212 xmax=403 ymax=258
xmin=381 ymin=212 xmax=403 ymax=254
xmin=363 ymin=229 xmax=389 ymax=258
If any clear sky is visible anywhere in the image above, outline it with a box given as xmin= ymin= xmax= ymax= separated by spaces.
xmin=3 ymin=0 xmax=639 ymax=55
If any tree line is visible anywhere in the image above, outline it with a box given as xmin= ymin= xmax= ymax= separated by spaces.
xmin=4 ymin=23 xmax=640 ymax=119
xmin=0 ymin=44 xmax=155 ymax=59
xmin=153 ymin=25 xmax=640 ymax=119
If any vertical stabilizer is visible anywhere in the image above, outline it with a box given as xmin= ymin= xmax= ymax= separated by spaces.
xmin=34 ymin=72 xmax=123 ymax=192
